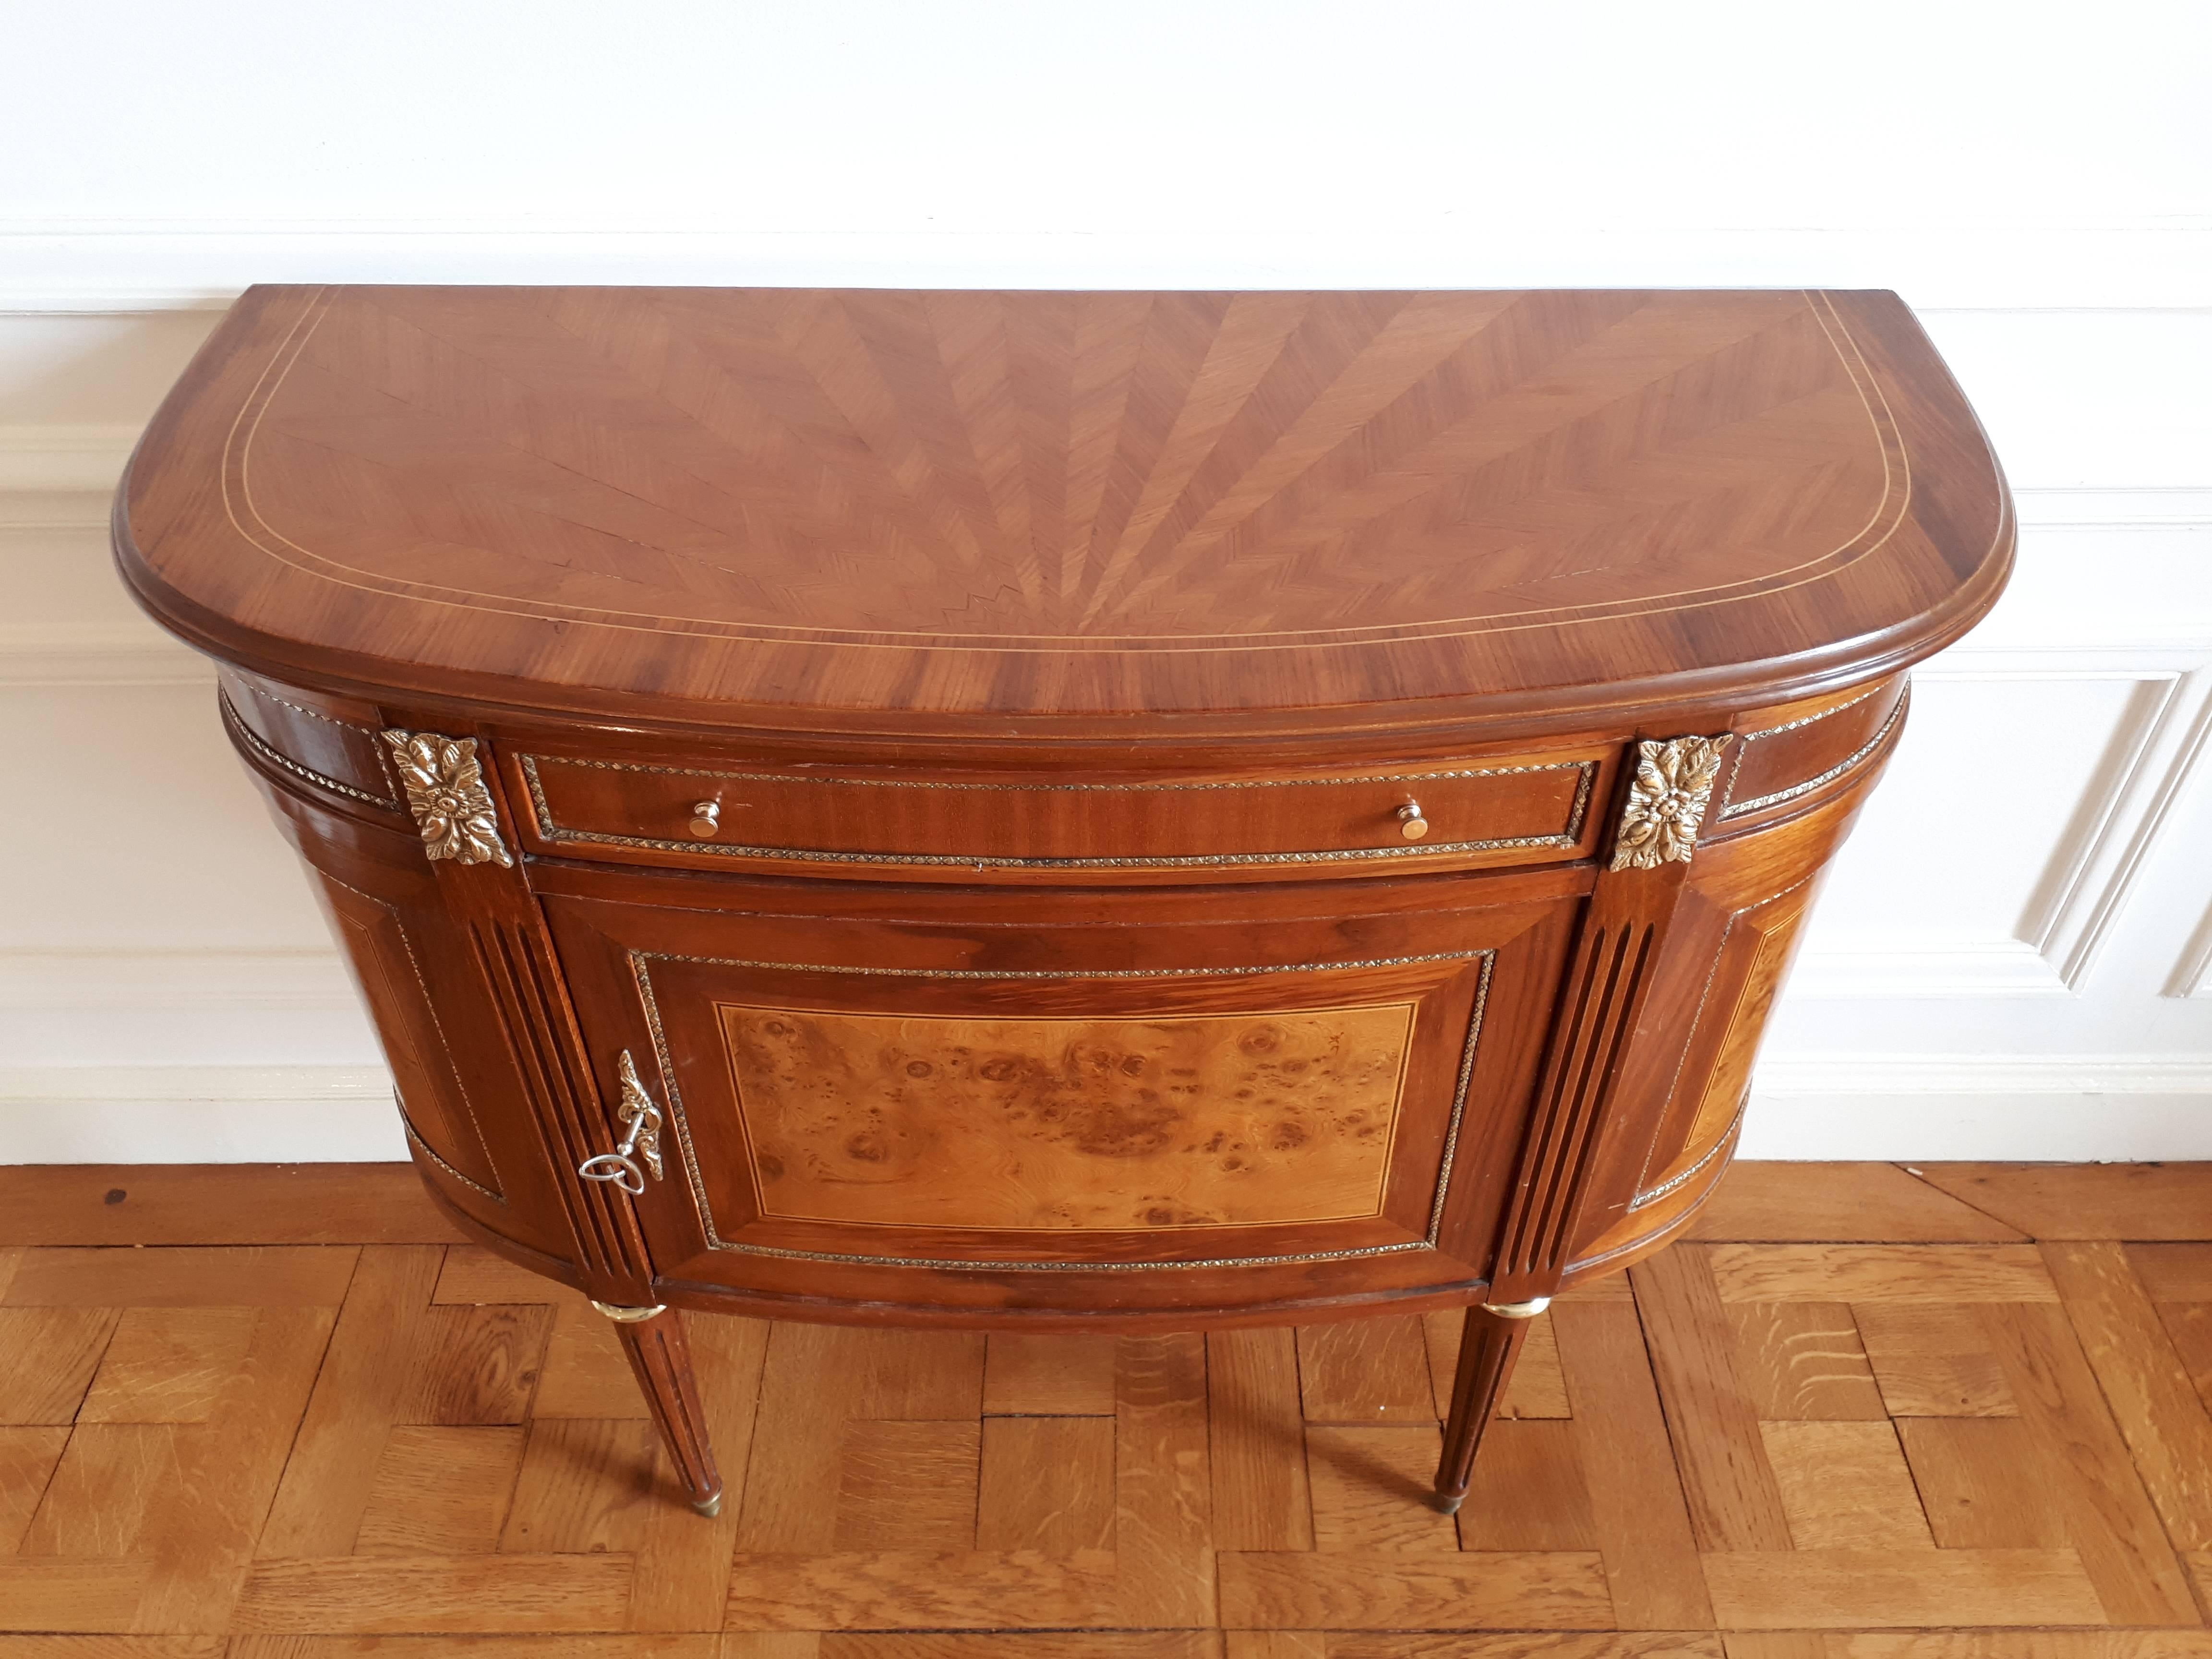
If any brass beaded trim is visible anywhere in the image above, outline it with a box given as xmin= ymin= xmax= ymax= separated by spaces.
xmin=1719 ymin=685 xmax=1910 ymax=820
xmin=219 ymin=691 xmax=404 ymax=812
xmin=398 ymin=1094 xmax=505 ymax=1202
xmin=627 ymin=948 xmax=1495 ymax=1273
xmin=1629 ymin=1092 xmax=1748 ymax=1211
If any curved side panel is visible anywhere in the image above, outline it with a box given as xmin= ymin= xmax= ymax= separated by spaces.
xmin=224 ymin=723 xmax=580 ymax=1268
xmin=309 ymin=869 xmax=504 ymax=1199
xmin=1561 ymin=699 xmax=1907 ymax=1277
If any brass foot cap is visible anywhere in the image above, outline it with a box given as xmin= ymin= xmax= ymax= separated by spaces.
xmin=691 ymin=1491 xmax=724 ymax=1518
xmin=1433 ymin=1491 xmax=1466 ymax=1516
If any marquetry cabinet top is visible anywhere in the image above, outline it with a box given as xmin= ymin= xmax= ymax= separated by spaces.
xmin=118 ymin=286 xmax=2010 ymax=738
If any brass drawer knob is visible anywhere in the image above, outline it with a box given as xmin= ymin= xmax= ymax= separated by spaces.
xmin=1397 ymin=802 xmax=1430 ymax=842
xmin=688 ymin=800 xmax=721 ymax=839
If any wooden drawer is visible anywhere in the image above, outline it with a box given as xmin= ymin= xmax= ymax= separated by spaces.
xmin=508 ymin=745 xmax=1618 ymax=883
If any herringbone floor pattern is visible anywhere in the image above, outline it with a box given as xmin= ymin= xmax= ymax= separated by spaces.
xmin=3 ymin=1161 xmax=2212 ymax=1656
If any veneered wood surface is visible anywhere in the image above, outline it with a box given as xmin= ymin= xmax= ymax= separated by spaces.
xmin=7 ymin=1159 xmax=2207 ymax=1644
xmin=1914 ymin=1164 xmax=2212 ymax=1241
xmin=117 ymin=286 xmax=2009 ymax=738
xmin=539 ymin=860 xmax=1570 ymax=1319
xmin=721 ymin=1000 xmax=1415 ymax=1231
xmin=515 ymin=742 xmax=1611 ymax=880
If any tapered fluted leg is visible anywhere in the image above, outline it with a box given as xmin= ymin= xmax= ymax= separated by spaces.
xmin=1432 ymin=1298 xmax=1549 ymax=1515
xmin=592 ymin=1300 xmax=724 ymax=1516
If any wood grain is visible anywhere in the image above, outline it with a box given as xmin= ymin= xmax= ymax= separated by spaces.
xmin=0 ymin=1309 xmax=119 ymax=1424
xmin=1551 ymin=1296 xmax=1715 ymax=1630
xmin=1217 ymin=1551 xmax=1611 ymax=1630
xmin=1706 ymin=1246 xmax=2059 ymax=1305
xmin=1915 ymin=1165 xmax=2212 ymax=1241
xmin=257 ymin=1248 xmax=442 ymax=1558
xmin=1303 ymin=1427 xmax=1455 ymax=1553
xmin=1207 ymin=1327 xmax=1314 ymax=1553
xmin=1980 ymin=1302 xmax=2199 ymax=1625
xmin=2040 ymin=1240 xmax=2212 ymax=1548
xmin=1633 ymin=1247 xmax=1793 ymax=1552
xmin=1690 ymin=1163 xmax=2027 ymax=1241
xmin=229 ymin=1555 xmax=635 ymax=1633
xmin=1759 ymin=1421 xmax=1934 ymax=1550
xmin=833 ymin=1421 xmax=979 ymax=1552
xmin=119 ymin=288 xmax=2009 ymax=734
xmin=981 ymin=1333 xmax=1118 ymax=1416
xmin=1897 ymin=1418 xmax=2070 ymax=1550
xmin=1 ymin=1249 xmax=358 ymax=1309
xmin=1298 ymin=1318 xmax=1436 ymax=1425
xmin=0 ymin=1426 xmax=69 ymax=1551
xmin=1724 ymin=1303 xmax=1887 ymax=1420
xmin=1701 ymin=1550 xmax=2105 ymax=1629
xmin=974 ymin=1417 xmax=1114 ymax=1554
xmin=721 ymin=1001 xmax=1413 ymax=1230
xmin=0 ymin=1165 xmax=456 ymax=1247
xmin=2 ymin=1167 xmax=2209 ymax=1644
xmin=1855 ymin=1305 xmax=2018 ymax=1418
xmin=350 ymin=1424 xmax=523 ymax=1555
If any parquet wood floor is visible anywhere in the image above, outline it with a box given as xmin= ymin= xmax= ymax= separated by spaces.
xmin=3 ymin=1161 xmax=2212 ymax=1656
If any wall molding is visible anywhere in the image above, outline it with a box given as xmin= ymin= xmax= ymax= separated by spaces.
xmin=0 ymin=950 xmax=358 ymax=1010
xmin=0 ymin=623 xmax=209 ymax=685
xmin=0 ymin=1067 xmax=403 ymax=1163
xmin=6 ymin=1052 xmax=2207 ymax=1165
xmin=1755 ymin=1053 xmax=2212 ymax=1096
xmin=1787 ymin=938 xmax=2069 ymax=1000
xmin=1743 ymin=1070 xmax=2212 ymax=1162
xmin=1 ymin=225 xmax=2209 ymax=309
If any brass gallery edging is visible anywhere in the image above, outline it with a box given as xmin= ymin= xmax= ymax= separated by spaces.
xmin=626 ymin=948 xmax=1496 ymax=1274
xmin=519 ymin=755 xmax=1597 ymax=870
xmin=1719 ymin=685 xmax=1910 ymax=820
xmin=218 ymin=690 xmax=404 ymax=813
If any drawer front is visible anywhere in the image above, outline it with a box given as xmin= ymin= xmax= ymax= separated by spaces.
xmin=1715 ymin=673 xmax=1910 ymax=830
xmin=511 ymin=746 xmax=1616 ymax=882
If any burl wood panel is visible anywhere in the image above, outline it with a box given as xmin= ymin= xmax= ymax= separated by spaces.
xmin=118 ymin=287 xmax=2011 ymax=736
xmin=720 ymin=1001 xmax=1416 ymax=1231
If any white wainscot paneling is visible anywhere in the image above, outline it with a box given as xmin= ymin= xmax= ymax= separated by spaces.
xmin=1755 ymin=502 xmax=2212 ymax=1159
xmin=0 ymin=677 xmax=391 ymax=1160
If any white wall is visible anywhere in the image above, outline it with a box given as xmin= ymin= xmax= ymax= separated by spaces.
xmin=2 ymin=1 xmax=2208 ymax=1161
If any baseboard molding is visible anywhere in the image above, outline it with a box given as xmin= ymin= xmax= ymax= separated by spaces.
xmin=1743 ymin=1093 xmax=2212 ymax=1161
xmin=0 ymin=954 xmax=378 ymax=1072
xmin=3 ymin=225 xmax=2210 ymax=307
xmin=1755 ymin=1053 xmax=2212 ymax=1094
xmin=0 ymin=1066 xmax=402 ymax=1162
xmin=7 ymin=1057 xmax=2209 ymax=1164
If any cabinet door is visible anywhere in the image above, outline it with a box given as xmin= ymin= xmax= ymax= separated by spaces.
xmin=541 ymin=866 xmax=1585 ymax=1324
